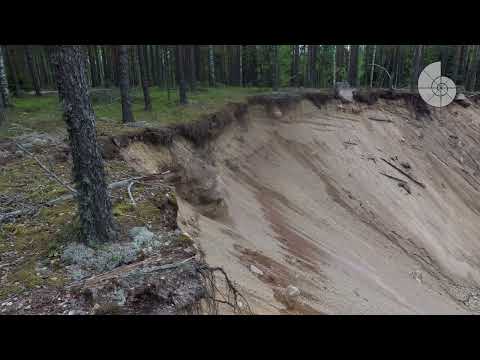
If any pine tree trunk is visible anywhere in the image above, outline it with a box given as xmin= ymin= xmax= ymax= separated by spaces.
xmin=40 ymin=50 xmax=53 ymax=89
xmin=440 ymin=45 xmax=449 ymax=74
xmin=291 ymin=45 xmax=300 ymax=87
xmin=160 ymin=47 xmax=166 ymax=89
xmin=112 ymin=46 xmax=119 ymax=87
xmin=0 ymin=89 xmax=5 ymax=125
xmin=466 ymin=45 xmax=480 ymax=91
xmin=208 ymin=45 xmax=216 ymax=87
xmin=332 ymin=45 xmax=336 ymax=86
xmin=163 ymin=47 xmax=169 ymax=89
xmin=102 ymin=46 xmax=110 ymax=87
xmin=95 ymin=46 xmax=103 ymax=86
xmin=189 ymin=46 xmax=196 ymax=91
xmin=176 ymin=46 xmax=188 ymax=105
xmin=310 ymin=45 xmax=318 ymax=87
xmin=348 ymin=45 xmax=359 ymax=87
xmin=138 ymin=45 xmax=152 ymax=111
xmin=396 ymin=46 xmax=404 ymax=88
xmin=370 ymin=45 xmax=377 ymax=88
xmin=391 ymin=45 xmax=399 ymax=88
xmin=142 ymin=46 xmax=150 ymax=86
xmin=35 ymin=54 xmax=44 ymax=89
xmin=5 ymin=46 xmax=23 ymax=97
xmin=410 ymin=45 xmax=424 ymax=91
xmin=460 ymin=45 xmax=470 ymax=86
xmin=452 ymin=45 xmax=463 ymax=83
xmin=272 ymin=45 xmax=279 ymax=91
xmin=335 ymin=45 xmax=345 ymax=82
xmin=228 ymin=46 xmax=238 ymax=86
xmin=149 ymin=45 xmax=156 ymax=87
xmin=0 ymin=46 xmax=10 ymax=106
xmin=25 ymin=46 xmax=42 ymax=96
xmin=165 ymin=47 xmax=173 ymax=91
xmin=194 ymin=45 xmax=201 ymax=83
xmin=118 ymin=45 xmax=134 ymax=123
xmin=239 ymin=45 xmax=243 ymax=87
xmin=250 ymin=45 xmax=258 ymax=86
xmin=48 ymin=45 xmax=118 ymax=246
xmin=88 ymin=46 xmax=97 ymax=87
xmin=306 ymin=45 xmax=315 ymax=87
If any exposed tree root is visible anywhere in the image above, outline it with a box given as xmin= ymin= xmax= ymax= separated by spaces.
xmin=195 ymin=264 xmax=253 ymax=315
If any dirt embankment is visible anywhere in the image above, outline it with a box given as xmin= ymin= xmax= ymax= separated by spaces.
xmin=92 ymin=89 xmax=480 ymax=314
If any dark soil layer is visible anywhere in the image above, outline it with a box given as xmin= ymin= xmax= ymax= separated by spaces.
xmin=93 ymin=89 xmax=440 ymax=159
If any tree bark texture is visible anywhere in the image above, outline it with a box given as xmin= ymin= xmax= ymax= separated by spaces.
xmin=118 ymin=45 xmax=134 ymax=123
xmin=48 ymin=45 xmax=118 ymax=246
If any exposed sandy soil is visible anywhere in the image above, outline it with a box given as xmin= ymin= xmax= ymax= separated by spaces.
xmin=117 ymin=92 xmax=480 ymax=314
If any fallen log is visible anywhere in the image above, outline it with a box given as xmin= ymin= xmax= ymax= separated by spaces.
xmin=381 ymin=158 xmax=426 ymax=188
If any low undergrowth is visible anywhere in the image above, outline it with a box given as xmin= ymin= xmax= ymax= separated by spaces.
xmin=0 ymin=86 xmax=268 ymax=139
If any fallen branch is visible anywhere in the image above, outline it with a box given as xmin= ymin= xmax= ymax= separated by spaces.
xmin=429 ymin=152 xmax=449 ymax=168
xmin=15 ymin=142 xmax=77 ymax=194
xmin=0 ymin=172 xmax=172 ymax=223
xmin=0 ymin=262 xmax=12 ymax=270
xmin=380 ymin=170 xmax=412 ymax=195
xmin=0 ymin=207 xmax=37 ymax=224
xmin=379 ymin=172 xmax=408 ymax=184
xmin=381 ymin=158 xmax=426 ymax=188
xmin=70 ymin=255 xmax=196 ymax=289
xmin=49 ymin=173 xmax=168 ymax=205
xmin=144 ymin=256 xmax=196 ymax=273
xmin=369 ymin=117 xmax=393 ymax=123
xmin=127 ymin=181 xmax=138 ymax=207
xmin=398 ymin=182 xmax=412 ymax=194
xmin=45 ymin=176 xmax=146 ymax=206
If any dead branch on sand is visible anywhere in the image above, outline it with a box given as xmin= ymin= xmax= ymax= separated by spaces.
xmin=381 ymin=158 xmax=426 ymax=189
xmin=369 ymin=117 xmax=393 ymax=123
xmin=379 ymin=172 xmax=408 ymax=184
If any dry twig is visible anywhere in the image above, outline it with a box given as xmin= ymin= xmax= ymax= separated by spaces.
xmin=15 ymin=142 xmax=77 ymax=194
xmin=381 ymin=158 xmax=426 ymax=188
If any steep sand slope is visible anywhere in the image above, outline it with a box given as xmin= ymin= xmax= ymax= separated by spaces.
xmin=125 ymin=94 xmax=480 ymax=314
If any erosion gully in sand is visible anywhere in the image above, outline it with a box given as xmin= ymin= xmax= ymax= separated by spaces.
xmin=4 ymin=89 xmax=480 ymax=314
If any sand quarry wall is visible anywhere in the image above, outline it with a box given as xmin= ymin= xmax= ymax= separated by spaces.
xmin=116 ymin=91 xmax=480 ymax=314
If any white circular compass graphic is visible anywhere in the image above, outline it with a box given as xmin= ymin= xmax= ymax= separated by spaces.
xmin=418 ymin=62 xmax=457 ymax=107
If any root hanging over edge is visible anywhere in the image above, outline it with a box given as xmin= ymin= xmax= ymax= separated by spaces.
xmin=180 ymin=264 xmax=253 ymax=315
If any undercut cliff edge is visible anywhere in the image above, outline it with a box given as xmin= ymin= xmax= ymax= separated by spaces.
xmin=46 ymin=89 xmax=480 ymax=313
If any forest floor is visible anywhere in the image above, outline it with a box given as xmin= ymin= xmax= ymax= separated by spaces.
xmin=0 ymin=141 xmax=192 ymax=313
xmin=0 ymin=86 xmax=268 ymax=138
xmin=0 ymin=86 xmax=266 ymax=315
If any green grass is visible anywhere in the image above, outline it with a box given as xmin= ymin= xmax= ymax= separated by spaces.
xmin=0 ymin=86 xmax=269 ymax=138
